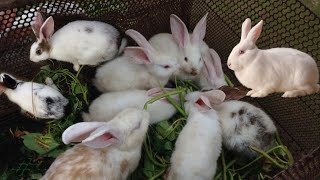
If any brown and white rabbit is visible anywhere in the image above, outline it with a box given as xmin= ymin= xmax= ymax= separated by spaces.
xmin=30 ymin=12 xmax=126 ymax=71
xmin=41 ymin=108 xmax=150 ymax=180
xmin=213 ymin=100 xmax=277 ymax=157
xmin=227 ymin=18 xmax=319 ymax=97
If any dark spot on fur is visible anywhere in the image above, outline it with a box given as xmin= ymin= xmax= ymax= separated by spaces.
xmin=231 ymin=112 xmax=237 ymax=118
xmin=238 ymin=107 xmax=247 ymax=115
xmin=39 ymin=40 xmax=51 ymax=52
xmin=85 ymin=27 xmax=93 ymax=33
xmin=46 ymin=97 xmax=54 ymax=105
xmin=260 ymin=133 xmax=274 ymax=148
xmin=249 ymin=115 xmax=258 ymax=125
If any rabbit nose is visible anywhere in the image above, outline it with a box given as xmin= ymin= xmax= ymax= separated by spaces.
xmin=190 ymin=68 xmax=197 ymax=76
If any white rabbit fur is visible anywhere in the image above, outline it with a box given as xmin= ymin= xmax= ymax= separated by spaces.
xmin=30 ymin=12 xmax=127 ymax=71
xmin=167 ymin=90 xmax=225 ymax=180
xmin=227 ymin=18 xmax=319 ymax=97
xmin=213 ymin=100 xmax=277 ymax=157
xmin=41 ymin=108 xmax=150 ymax=180
xmin=82 ymin=88 xmax=177 ymax=124
xmin=148 ymin=13 xmax=227 ymax=89
xmin=0 ymin=73 xmax=68 ymax=119
xmin=94 ymin=31 xmax=180 ymax=92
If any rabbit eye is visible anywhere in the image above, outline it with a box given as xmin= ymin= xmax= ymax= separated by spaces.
xmin=184 ymin=57 xmax=188 ymax=62
xmin=163 ymin=65 xmax=170 ymax=69
xmin=36 ymin=48 xmax=42 ymax=55
xmin=239 ymin=50 xmax=245 ymax=54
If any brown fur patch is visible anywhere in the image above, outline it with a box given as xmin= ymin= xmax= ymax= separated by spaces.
xmin=120 ymin=159 xmax=129 ymax=173
xmin=39 ymin=40 xmax=51 ymax=52
xmin=231 ymin=112 xmax=237 ymax=118
xmin=85 ymin=27 xmax=93 ymax=33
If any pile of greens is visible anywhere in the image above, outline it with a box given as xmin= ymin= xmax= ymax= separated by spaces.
xmin=0 ymin=65 xmax=293 ymax=180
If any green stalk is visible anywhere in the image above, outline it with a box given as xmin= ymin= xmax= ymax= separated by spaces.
xmin=143 ymin=135 xmax=165 ymax=168
xmin=76 ymin=65 xmax=84 ymax=78
xmin=214 ymin=160 xmax=236 ymax=180
xmin=227 ymin=170 xmax=234 ymax=180
xmin=143 ymin=90 xmax=186 ymax=117
xmin=250 ymin=147 xmax=287 ymax=169
xmin=221 ymin=149 xmax=227 ymax=180
xmin=235 ymin=145 xmax=292 ymax=171
xmin=224 ymin=74 xmax=234 ymax=87
xmin=149 ymin=168 xmax=166 ymax=180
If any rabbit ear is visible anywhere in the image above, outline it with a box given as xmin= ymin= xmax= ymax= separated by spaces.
xmin=82 ymin=125 xmax=122 ymax=149
xmin=31 ymin=11 xmax=44 ymax=39
xmin=125 ymin=29 xmax=155 ymax=52
xmin=62 ymin=122 xmax=107 ymax=144
xmin=246 ymin=20 xmax=263 ymax=44
xmin=201 ymin=48 xmax=224 ymax=85
xmin=170 ymin=14 xmax=190 ymax=48
xmin=124 ymin=47 xmax=153 ymax=64
xmin=241 ymin=18 xmax=252 ymax=41
xmin=39 ymin=16 xmax=54 ymax=41
xmin=194 ymin=95 xmax=212 ymax=112
xmin=191 ymin=12 xmax=208 ymax=45
xmin=201 ymin=90 xmax=226 ymax=105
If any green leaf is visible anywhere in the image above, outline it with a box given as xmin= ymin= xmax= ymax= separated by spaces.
xmin=30 ymin=173 xmax=43 ymax=179
xmin=40 ymin=65 xmax=51 ymax=71
xmin=51 ymin=74 xmax=59 ymax=81
xmin=47 ymin=148 xmax=65 ymax=158
xmin=164 ymin=141 xmax=172 ymax=150
xmin=22 ymin=133 xmax=60 ymax=155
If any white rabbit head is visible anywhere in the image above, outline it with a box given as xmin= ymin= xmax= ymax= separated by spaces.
xmin=227 ymin=18 xmax=263 ymax=71
xmin=184 ymin=89 xmax=225 ymax=113
xmin=62 ymin=108 xmax=150 ymax=149
xmin=125 ymin=30 xmax=180 ymax=78
xmin=30 ymin=12 xmax=53 ymax=62
xmin=170 ymin=13 xmax=208 ymax=77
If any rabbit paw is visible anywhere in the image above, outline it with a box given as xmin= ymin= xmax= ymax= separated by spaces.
xmin=73 ymin=64 xmax=80 ymax=72
xmin=250 ymin=90 xmax=269 ymax=97
xmin=282 ymin=90 xmax=304 ymax=97
xmin=246 ymin=90 xmax=256 ymax=96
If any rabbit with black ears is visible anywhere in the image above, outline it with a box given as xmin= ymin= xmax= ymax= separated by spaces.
xmin=227 ymin=18 xmax=319 ymax=97
xmin=93 ymin=31 xmax=180 ymax=92
xmin=167 ymin=89 xmax=225 ymax=180
xmin=41 ymin=108 xmax=150 ymax=180
xmin=0 ymin=73 xmax=68 ymax=119
xmin=147 ymin=13 xmax=227 ymax=89
xmin=30 ymin=12 xmax=127 ymax=71
xmin=82 ymin=87 xmax=177 ymax=124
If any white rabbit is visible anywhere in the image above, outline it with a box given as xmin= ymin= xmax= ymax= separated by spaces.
xmin=29 ymin=12 xmax=127 ymax=71
xmin=148 ymin=13 xmax=227 ymax=89
xmin=41 ymin=108 xmax=150 ymax=180
xmin=0 ymin=73 xmax=69 ymax=119
xmin=93 ymin=31 xmax=180 ymax=92
xmin=82 ymin=87 xmax=177 ymax=124
xmin=227 ymin=18 xmax=320 ymax=98
xmin=167 ymin=89 xmax=225 ymax=180
xmin=213 ymin=100 xmax=277 ymax=157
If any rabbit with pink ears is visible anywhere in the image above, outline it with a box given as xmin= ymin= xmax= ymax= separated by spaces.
xmin=40 ymin=108 xmax=150 ymax=180
xmin=144 ymin=13 xmax=227 ymax=89
xmin=167 ymin=89 xmax=225 ymax=180
xmin=30 ymin=12 xmax=127 ymax=71
xmin=227 ymin=18 xmax=319 ymax=98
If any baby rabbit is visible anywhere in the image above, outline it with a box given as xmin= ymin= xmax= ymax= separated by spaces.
xmin=82 ymin=87 xmax=177 ymax=124
xmin=167 ymin=89 xmax=225 ymax=180
xmin=30 ymin=12 xmax=126 ymax=71
xmin=41 ymin=108 xmax=150 ymax=180
xmin=213 ymin=100 xmax=277 ymax=157
xmin=93 ymin=31 xmax=179 ymax=92
xmin=0 ymin=73 xmax=69 ymax=119
xmin=148 ymin=13 xmax=227 ymax=89
xmin=227 ymin=18 xmax=319 ymax=97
